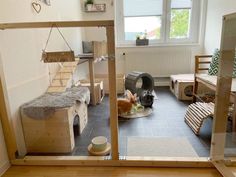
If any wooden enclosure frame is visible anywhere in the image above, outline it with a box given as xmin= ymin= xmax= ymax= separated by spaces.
xmin=0 ymin=15 xmax=236 ymax=176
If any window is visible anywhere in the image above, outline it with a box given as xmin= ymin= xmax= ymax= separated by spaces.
xmin=170 ymin=0 xmax=192 ymax=39
xmin=123 ymin=0 xmax=163 ymax=40
xmin=116 ymin=0 xmax=201 ymax=46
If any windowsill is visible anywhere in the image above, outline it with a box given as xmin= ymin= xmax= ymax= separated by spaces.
xmin=116 ymin=42 xmax=201 ymax=48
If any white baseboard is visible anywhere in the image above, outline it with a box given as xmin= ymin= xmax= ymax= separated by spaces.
xmin=154 ymin=77 xmax=170 ymax=87
xmin=154 ymin=81 xmax=170 ymax=87
xmin=0 ymin=161 xmax=10 ymax=176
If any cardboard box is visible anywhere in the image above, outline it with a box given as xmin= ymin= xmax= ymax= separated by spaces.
xmin=175 ymin=80 xmax=194 ymax=101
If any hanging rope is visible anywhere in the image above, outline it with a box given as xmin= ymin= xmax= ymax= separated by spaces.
xmin=41 ymin=24 xmax=75 ymax=63
xmin=43 ymin=24 xmax=73 ymax=52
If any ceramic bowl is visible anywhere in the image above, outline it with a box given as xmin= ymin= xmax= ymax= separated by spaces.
xmin=91 ymin=136 xmax=108 ymax=152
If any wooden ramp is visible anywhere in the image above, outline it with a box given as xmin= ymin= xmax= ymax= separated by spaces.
xmin=47 ymin=61 xmax=79 ymax=93
xmin=184 ymin=102 xmax=214 ymax=135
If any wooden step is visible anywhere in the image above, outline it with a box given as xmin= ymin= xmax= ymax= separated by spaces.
xmin=47 ymin=86 xmax=66 ymax=93
xmin=46 ymin=60 xmax=79 ymax=93
xmin=50 ymin=80 xmax=69 ymax=87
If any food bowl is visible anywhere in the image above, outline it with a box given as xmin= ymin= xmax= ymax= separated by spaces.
xmin=91 ymin=136 xmax=108 ymax=152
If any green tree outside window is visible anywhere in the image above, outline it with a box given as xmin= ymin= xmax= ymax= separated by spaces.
xmin=170 ymin=9 xmax=190 ymax=39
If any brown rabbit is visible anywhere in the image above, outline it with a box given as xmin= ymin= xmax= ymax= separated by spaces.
xmin=117 ymin=90 xmax=137 ymax=115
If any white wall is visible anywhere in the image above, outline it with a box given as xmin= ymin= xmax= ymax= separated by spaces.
xmin=0 ymin=0 xmax=87 ymax=156
xmin=80 ymin=0 xmax=118 ymax=75
xmin=204 ymin=0 xmax=236 ymax=54
xmin=81 ymin=0 xmax=206 ymax=77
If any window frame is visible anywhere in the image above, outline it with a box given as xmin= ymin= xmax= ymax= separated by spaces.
xmin=115 ymin=0 xmax=201 ymax=47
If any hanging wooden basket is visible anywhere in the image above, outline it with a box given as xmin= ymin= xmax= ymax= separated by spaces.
xmin=42 ymin=51 xmax=75 ymax=63
xmin=42 ymin=25 xmax=75 ymax=63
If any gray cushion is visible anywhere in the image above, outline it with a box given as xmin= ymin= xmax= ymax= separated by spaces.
xmin=82 ymin=41 xmax=93 ymax=53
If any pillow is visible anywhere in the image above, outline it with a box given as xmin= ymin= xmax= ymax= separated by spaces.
xmin=82 ymin=41 xmax=93 ymax=53
xmin=208 ymin=48 xmax=236 ymax=77
xmin=208 ymin=49 xmax=220 ymax=76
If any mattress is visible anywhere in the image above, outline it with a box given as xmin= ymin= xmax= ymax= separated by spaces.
xmin=196 ymin=74 xmax=236 ymax=92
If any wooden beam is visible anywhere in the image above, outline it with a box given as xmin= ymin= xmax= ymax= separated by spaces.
xmin=0 ymin=20 xmax=114 ymax=30
xmin=0 ymin=55 xmax=18 ymax=160
xmin=106 ymin=26 xmax=119 ymax=160
xmin=88 ymin=59 xmax=96 ymax=105
xmin=213 ymin=161 xmax=235 ymax=177
xmin=210 ymin=14 xmax=236 ymax=161
xmin=11 ymin=156 xmax=214 ymax=168
xmin=3 ymin=166 xmax=224 ymax=177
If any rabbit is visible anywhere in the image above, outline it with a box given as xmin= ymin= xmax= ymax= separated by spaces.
xmin=117 ymin=90 xmax=137 ymax=115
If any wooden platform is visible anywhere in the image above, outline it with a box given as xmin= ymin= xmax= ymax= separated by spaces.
xmin=21 ymin=102 xmax=88 ymax=153
xmin=2 ymin=166 xmax=224 ymax=177
xmin=80 ymin=80 xmax=104 ymax=105
xmin=184 ymin=102 xmax=214 ymax=135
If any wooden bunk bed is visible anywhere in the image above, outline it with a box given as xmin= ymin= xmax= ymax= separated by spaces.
xmin=193 ymin=55 xmax=236 ymax=132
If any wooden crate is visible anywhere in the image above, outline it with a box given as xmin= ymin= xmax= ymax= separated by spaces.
xmin=21 ymin=102 xmax=88 ymax=153
xmin=80 ymin=80 xmax=104 ymax=104
xmin=175 ymin=80 xmax=194 ymax=101
xmin=94 ymin=74 xmax=125 ymax=94
xmin=172 ymin=79 xmax=213 ymax=101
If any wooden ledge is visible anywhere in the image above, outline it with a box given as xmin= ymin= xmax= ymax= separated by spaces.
xmin=0 ymin=20 xmax=114 ymax=30
xmin=11 ymin=156 xmax=214 ymax=168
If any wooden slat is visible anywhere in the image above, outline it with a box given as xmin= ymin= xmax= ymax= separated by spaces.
xmin=186 ymin=109 xmax=202 ymax=124
xmin=185 ymin=106 xmax=205 ymax=123
xmin=0 ymin=20 xmax=114 ymax=30
xmin=11 ymin=156 xmax=213 ymax=168
xmin=185 ymin=102 xmax=215 ymax=135
xmin=88 ymin=59 xmax=96 ymax=105
xmin=106 ymin=26 xmax=119 ymax=160
xmin=211 ymin=15 xmax=236 ymax=163
xmin=184 ymin=118 xmax=199 ymax=134
xmin=93 ymin=41 xmax=107 ymax=60
xmin=199 ymin=61 xmax=211 ymax=64
xmin=3 ymin=166 xmax=222 ymax=177
xmin=195 ymin=103 xmax=213 ymax=115
xmin=50 ymin=80 xmax=68 ymax=87
xmin=190 ymin=104 xmax=209 ymax=117
xmin=0 ymin=55 xmax=17 ymax=160
xmin=210 ymin=13 xmax=236 ymax=162
xmin=213 ymin=161 xmax=235 ymax=177
xmin=186 ymin=109 xmax=202 ymax=125
xmin=195 ymin=55 xmax=213 ymax=58
xmin=185 ymin=114 xmax=201 ymax=128
xmin=47 ymin=86 xmax=66 ymax=93
xmin=198 ymin=68 xmax=210 ymax=71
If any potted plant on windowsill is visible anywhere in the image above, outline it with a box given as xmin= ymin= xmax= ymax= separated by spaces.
xmin=85 ymin=0 xmax=94 ymax=11
xmin=136 ymin=30 xmax=149 ymax=46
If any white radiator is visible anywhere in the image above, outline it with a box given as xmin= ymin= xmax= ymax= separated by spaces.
xmin=124 ymin=47 xmax=192 ymax=77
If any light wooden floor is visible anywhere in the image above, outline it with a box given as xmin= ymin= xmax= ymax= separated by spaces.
xmin=3 ymin=166 xmax=223 ymax=177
